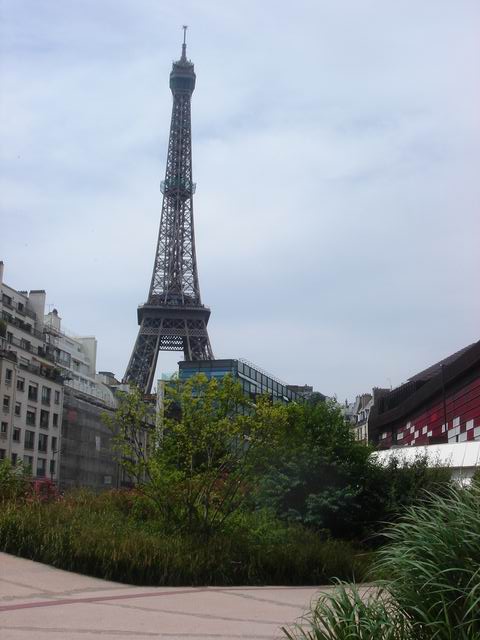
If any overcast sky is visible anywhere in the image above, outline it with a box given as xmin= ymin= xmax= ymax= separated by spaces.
xmin=1 ymin=0 xmax=479 ymax=400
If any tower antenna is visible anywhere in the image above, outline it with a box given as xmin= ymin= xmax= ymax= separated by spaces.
xmin=181 ymin=25 xmax=188 ymax=60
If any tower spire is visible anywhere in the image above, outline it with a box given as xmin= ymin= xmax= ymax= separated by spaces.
xmin=181 ymin=25 xmax=188 ymax=61
xmin=123 ymin=39 xmax=213 ymax=394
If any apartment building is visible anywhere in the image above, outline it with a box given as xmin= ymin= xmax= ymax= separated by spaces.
xmin=0 ymin=262 xmax=63 ymax=480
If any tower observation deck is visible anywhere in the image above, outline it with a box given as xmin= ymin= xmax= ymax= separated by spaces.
xmin=123 ymin=30 xmax=214 ymax=393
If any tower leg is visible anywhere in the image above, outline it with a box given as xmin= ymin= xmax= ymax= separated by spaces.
xmin=124 ymin=324 xmax=161 ymax=393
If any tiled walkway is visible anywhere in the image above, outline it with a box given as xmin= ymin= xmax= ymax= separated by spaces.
xmin=0 ymin=553 xmax=326 ymax=639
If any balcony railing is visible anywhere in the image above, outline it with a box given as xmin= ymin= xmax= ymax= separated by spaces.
xmin=18 ymin=361 xmax=62 ymax=384
xmin=2 ymin=314 xmax=43 ymax=340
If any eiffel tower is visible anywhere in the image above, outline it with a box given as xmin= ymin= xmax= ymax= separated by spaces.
xmin=124 ymin=29 xmax=213 ymax=393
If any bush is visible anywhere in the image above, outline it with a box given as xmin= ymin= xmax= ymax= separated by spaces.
xmin=284 ymin=484 xmax=480 ymax=640
xmin=0 ymin=459 xmax=29 ymax=502
xmin=0 ymin=491 xmax=372 ymax=586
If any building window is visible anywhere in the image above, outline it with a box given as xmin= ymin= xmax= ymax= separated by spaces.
xmin=25 ymin=430 xmax=35 ymax=450
xmin=3 ymin=395 xmax=10 ymax=412
xmin=0 ymin=449 xmax=5 ymax=459
xmin=1 ymin=421 xmax=7 ymax=434
xmin=40 ymin=409 xmax=49 ymax=429
xmin=51 ymin=436 xmax=57 ymax=452
xmin=23 ymin=455 xmax=33 ymax=469
xmin=14 ymin=402 xmax=21 ymax=417
xmin=52 ymin=413 xmax=59 ymax=427
xmin=36 ymin=457 xmax=46 ymax=478
xmin=49 ymin=459 xmax=56 ymax=475
xmin=54 ymin=390 xmax=60 ymax=405
xmin=21 ymin=339 xmax=31 ymax=351
xmin=41 ymin=386 xmax=51 ymax=406
xmin=11 ymin=452 xmax=17 ymax=465
xmin=13 ymin=427 xmax=20 ymax=442
xmin=28 ymin=384 xmax=38 ymax=402
xmin=26 ymin=408 xmax=36 ymax=426
xmin=17 ymin=377 xmax=25 ymax=392
xmin=2 ymin=294 xmax=12 ymax=308
xmin=5 ymin=369 xmax=13 ymax=385
xmin=38 ymin=433 xmax=48 ymax=453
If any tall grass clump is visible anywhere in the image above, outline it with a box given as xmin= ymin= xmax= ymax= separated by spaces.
xmin=284 ymin=483 xmax=480 ymax=640
xmin=0 ymin=491 xmax=371 ymax=586
xmin=283 ymin=582 xmax=410 ymax=640
xmin=377 ymin=483 xmax=480 ymax=640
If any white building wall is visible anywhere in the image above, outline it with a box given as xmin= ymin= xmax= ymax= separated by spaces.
xmin=0 ymin=266 xmax=64 ymax=480
xmin=44 ymin=310 xmax=116 ymax=408
xmin=373 ymin=442 xmax=480 ymax=486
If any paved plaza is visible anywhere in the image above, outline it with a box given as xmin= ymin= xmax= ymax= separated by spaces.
xmin=0 ymin=552 xmax=327 ymax=639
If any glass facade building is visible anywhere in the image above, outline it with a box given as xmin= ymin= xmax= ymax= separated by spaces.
xmin=178 ymin=359 xmax=303 ymax=404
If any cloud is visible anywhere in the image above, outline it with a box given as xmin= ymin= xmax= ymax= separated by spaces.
xmin=1 ymin=0 xmax=479 ymax=398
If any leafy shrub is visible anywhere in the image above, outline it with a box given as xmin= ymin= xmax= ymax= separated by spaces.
xmin=358 ymin=454 xmax=452 ymax=543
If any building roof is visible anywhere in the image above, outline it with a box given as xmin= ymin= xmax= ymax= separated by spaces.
xmin=369 ymin=340 xmax=480 ymax=434
xmin=408 ymin=343 xmax=476 ymax=382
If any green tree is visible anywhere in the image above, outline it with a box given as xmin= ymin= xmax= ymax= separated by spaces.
xmin=256 ymin=400 xmax=372 ymax=537
xmin=108 ymin=374 xmax=288 ymax=536
xmin=256 ymin=401 xmax=451 ymax=540
xmin=103 ymin=385 xmax=152 ymax=485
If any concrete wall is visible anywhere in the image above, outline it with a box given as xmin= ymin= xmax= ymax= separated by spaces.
xmin=77 ymin=336 xmax=97 ymax=376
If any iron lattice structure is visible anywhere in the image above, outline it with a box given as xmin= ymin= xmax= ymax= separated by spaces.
xmin=124 ymin=36 xmax=213 ymax=393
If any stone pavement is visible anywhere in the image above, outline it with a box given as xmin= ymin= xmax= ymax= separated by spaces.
xmin=0 ymin=552 xmax=328 ymax=639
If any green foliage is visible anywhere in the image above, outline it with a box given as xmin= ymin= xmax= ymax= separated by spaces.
xmin=256 ymin=401 xmax=371 ymax=537
xmin=358 ymin=454 xmax=452 ymax=543
xmin=284 ymin=484 xmax=480 ymax=640
xmin=102 ymin=385 xmax=152 ymax=483
xmin=0 ymin=459 xmax=29 ymax=502
xmin=0 ymin=490 xmax=371 ymax=586
xmin=376 ymin=483 xmax=480 ymax=640
xmin=257 ymin=401 xmax=451 ymax=540
xmin=109 ymin=375 xmax=289 ymax=536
